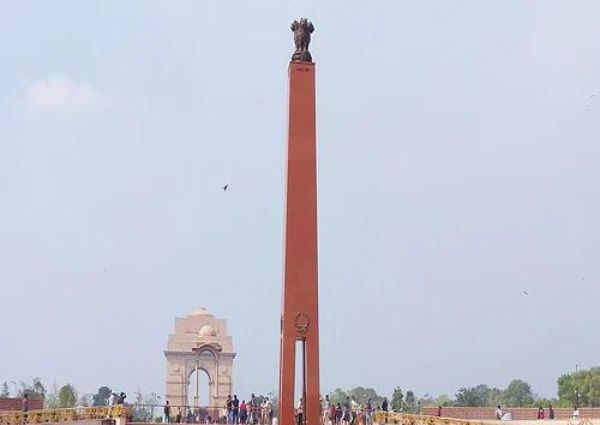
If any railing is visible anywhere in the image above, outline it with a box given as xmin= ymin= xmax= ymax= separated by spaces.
xmin=374 ymin=413 xmax=489 ymax=425
xmin=373 ymin=412 xmax=597 ymax=425
xmin=0 ymin=406 xmax=131 ymax=425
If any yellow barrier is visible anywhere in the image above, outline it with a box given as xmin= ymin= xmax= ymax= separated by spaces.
xmin=373 ymin=412 xmax=490 ymax=425
xmin=0 ymin=406 xmax=131 ymax=425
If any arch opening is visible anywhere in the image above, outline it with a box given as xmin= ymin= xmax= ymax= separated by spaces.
xmin=187 ymin=367 xmax=211 ymax=409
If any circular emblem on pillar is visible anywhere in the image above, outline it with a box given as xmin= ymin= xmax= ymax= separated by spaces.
xmin=294 ymin=312 xmax=310 ymax=337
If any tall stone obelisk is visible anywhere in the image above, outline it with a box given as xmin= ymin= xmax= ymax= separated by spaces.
xmin=278 ymin=18 xmax=320 ymax=425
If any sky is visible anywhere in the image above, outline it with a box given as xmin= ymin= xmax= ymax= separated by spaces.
xmin=1 ymin=0 xmax=599 ymax=403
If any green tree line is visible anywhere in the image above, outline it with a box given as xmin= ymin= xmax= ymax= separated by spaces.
xmin=325 ymin=366 xmax=600 ymax=410
xmin=4 ymin=366 xmax=600 ymax=412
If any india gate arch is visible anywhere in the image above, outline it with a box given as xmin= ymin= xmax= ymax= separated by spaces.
xmin=165 ymin=308 xmax=235 ymax=411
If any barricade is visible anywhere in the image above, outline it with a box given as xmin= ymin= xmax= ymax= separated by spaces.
xmin=0 ymin=406 xmax=130 ymax=425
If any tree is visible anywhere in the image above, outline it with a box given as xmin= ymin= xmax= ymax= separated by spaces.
xmin=19 ymin=378 xmax=46 ymax=398
xmin=329 ymin=388 xmax=348 ymax=406
xmin=145 ymin=392 xmax=161 ymax=421
xmin=1 ymin=382 xmax=9 ymax=398
xmin=419 ymin=394 xmax=435 ymax=407
xmin=502 ymin=380 xmax=534 ymax=407
xmin=131 ymin=391 xmax=147 ymax=422
xmin=32 ymin=378 xmax=46 ymax=398
xmin=455 ymin=386 xmax=486 ymax=407
xmin=487 ymin=387 xmax=503 ymax=407
xmin=455 ymin=384 xmax=503 ymax=407
xmin=347 ymin=387 xmax=385 ymax=407
xmin=131 ymin=390 xmax=161 ymax=422
xmin=433 ymin=394 xmax=454 ymax=408
xmin=558 ymin=367 xmax=600 ymax=407
xmin=45 ymin=384 xmax=60 ymax=409
xmin=78 ymin=393 xmax=93 ymax=407
xmin=58 ymin=384 xmax=77 ymax=408
xmin=92 ymin=386 xmax=111 ymax=406
xmin=390 ymin=387 xmax=404 ymax=412
xmin=404 ymin=391 xmax=417 ymax=413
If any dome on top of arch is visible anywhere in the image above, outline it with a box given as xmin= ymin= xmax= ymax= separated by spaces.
xmin=189 ymin=307 xmax=212 ymax=317
xmin=198 ymin=324 xmax=217 ymax=337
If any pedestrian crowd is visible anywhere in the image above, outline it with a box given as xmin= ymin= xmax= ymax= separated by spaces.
xmin=224 ymin=394 xmax=274 ymax=425
xmin=160 ymin=394 xmax=274 ymax=424
xmin=317 ymin=395 xmax=389 ymax=425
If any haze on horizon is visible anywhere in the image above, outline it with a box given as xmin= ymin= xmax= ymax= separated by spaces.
xmin=1 ymin=1 xmax=599 ymax=402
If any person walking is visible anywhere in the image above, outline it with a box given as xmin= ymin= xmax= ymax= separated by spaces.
xmin=247 ymin=397 xmax=253 ymax=425
xmin=537 ymin=407 xmax=545 ymax=420
xmin=240 ymin=400 xmax=248 ymax=424
xmin=22 ymin=394 xmax=29 ymax=424
xmin=548 ymin=405 xmax=554 ymax=420
xmin=330 ymin=404 xmax=337 ymax=425
xmin=107 ymin=392 xmax=115 ymax=419
xmin=495 ymin=406 xmax=503 ymax=420
xmin=262 ymin=398 xmax=272 ymax=425
xmin=350 ymin=397 xmax=359 ymax=425
xmin=322 ymin=395 xmax=331 ymax=425
xmin=365 ymin=399 xmax=373 ymax=425
xmin=232 ymin=395 xmax=240 ymax=425
xmin=342 ymin=397 xmax=351 ymax=425
xmin=226 ymin=396 xmax=233 ymax=424
xmin=164 ymin=401 xmax=171 ymax=424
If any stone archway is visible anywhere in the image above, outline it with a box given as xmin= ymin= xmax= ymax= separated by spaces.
xmin=165 ymin=308 xmax=236 ymax=411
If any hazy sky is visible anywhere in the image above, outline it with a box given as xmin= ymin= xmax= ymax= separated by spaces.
xmin=1 ymin=1 xmax=599 ymax=402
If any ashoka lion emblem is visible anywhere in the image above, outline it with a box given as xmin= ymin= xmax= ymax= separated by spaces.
xmin=291 ymin=18 xmax=315 ymax=62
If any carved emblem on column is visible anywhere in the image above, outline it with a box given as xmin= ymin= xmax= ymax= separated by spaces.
xmin=294 ymin=312 xmax=310 ymax=338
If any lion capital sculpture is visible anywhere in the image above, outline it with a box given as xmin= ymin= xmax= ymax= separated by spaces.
xmin=291 ymin=18 xmax=315 ymax=62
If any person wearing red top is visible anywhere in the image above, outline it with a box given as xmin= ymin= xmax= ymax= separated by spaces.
xmin=240 ymin=401 xmax=248 ymax=424
xmin=537 ymin=407 xmax=545 ymax=420
xmin=330 ymin=404 xmax=337 ymax=425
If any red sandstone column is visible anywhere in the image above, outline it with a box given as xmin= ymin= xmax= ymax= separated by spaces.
xmin=278 ymin=60 xmax=320 ymax=425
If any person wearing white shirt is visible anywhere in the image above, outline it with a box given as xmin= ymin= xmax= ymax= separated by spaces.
xmin=322 ymin=395 xmax=331 ymax=425
xmin=297 ymin=398 xmax=304 ymax=425
xmin=495 ymin=406 xmax=503 ymax=420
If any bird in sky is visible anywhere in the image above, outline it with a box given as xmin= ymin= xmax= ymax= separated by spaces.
xmin=522 ymin=290 xmax=529 ymax=296
xmin=223 ymin=184 xmax=229 ymax=191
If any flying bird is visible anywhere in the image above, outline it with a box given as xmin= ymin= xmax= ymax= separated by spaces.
xmin=223 ymin=184 xmax=229 ymax=192
xmin=522 ymin=290 xmax=529 ymax=296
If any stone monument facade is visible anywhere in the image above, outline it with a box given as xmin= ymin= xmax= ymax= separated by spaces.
xmin=165 ymin=308 xmax=235 ymax=409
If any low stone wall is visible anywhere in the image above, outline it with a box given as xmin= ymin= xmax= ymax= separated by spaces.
xmin=421 ymin=408 xmax=600 ymax=420
xmin=0 ymin=398 xmax=44 ymax=412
